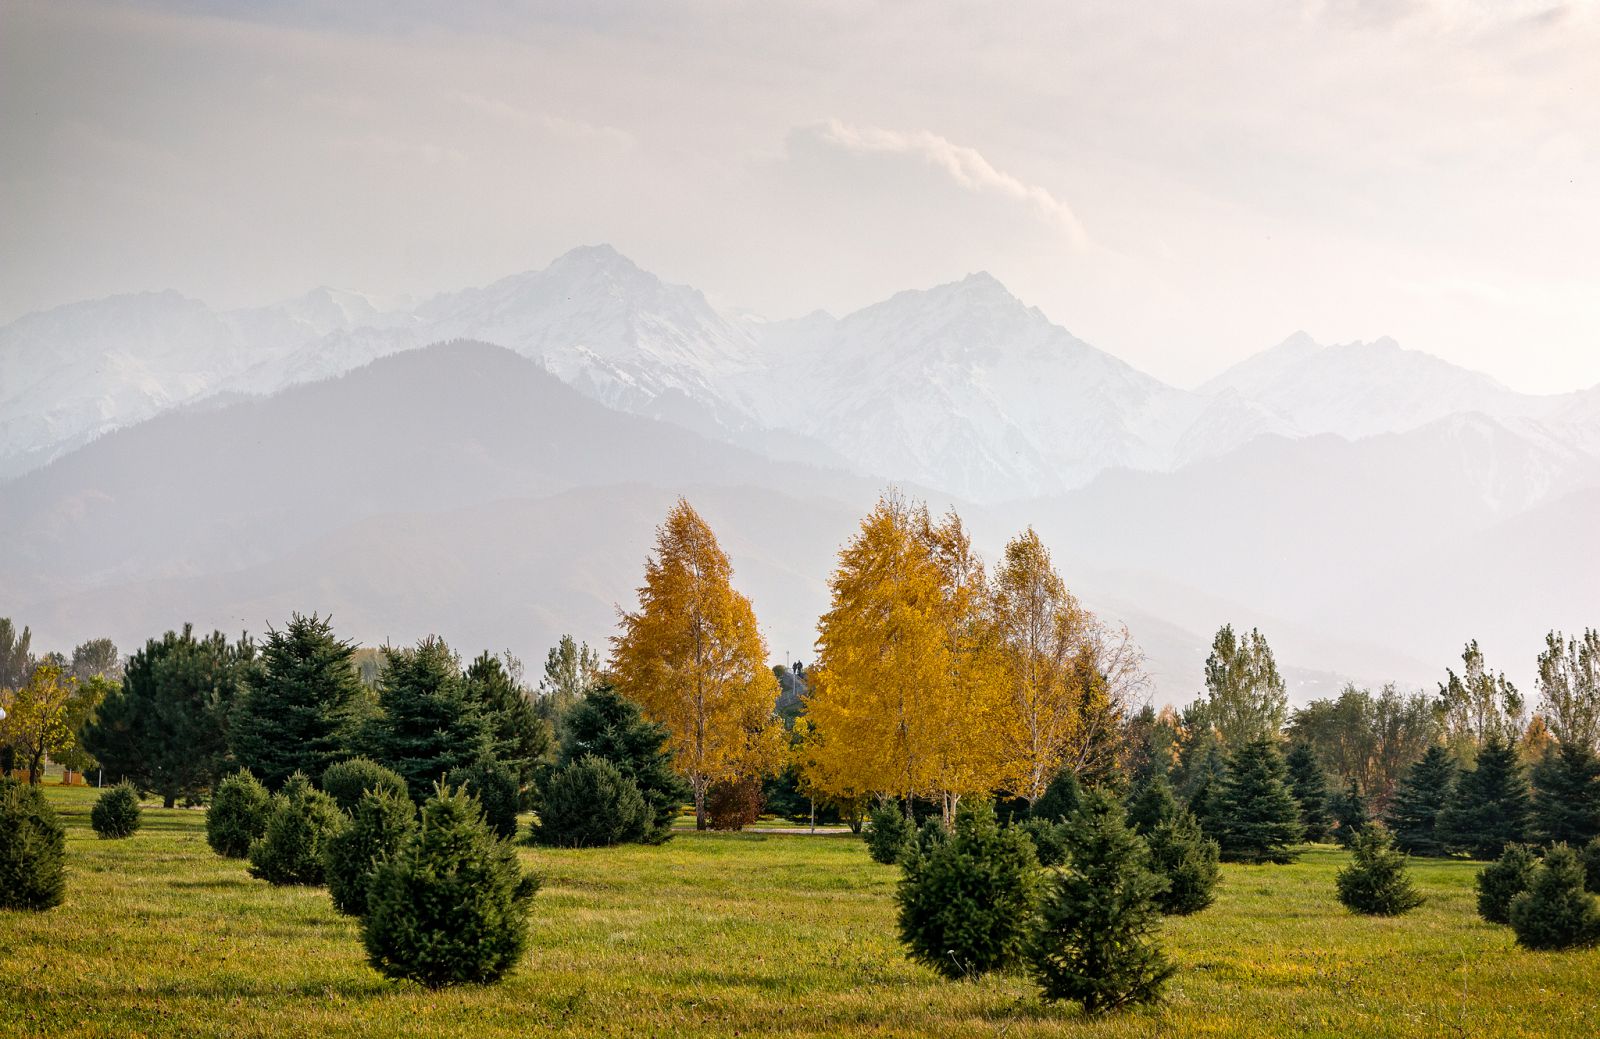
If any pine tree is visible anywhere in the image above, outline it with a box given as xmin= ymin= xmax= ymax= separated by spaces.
xmin=362 ymin=783 xmax=539 ymax=987
xmin=1145 ymin=808 xmax=1220 ymax=916
xmin=1385 ymin=746 xmax=1457 ymax=857
xmin=1477 ymin=843 xmax=1538 ymax=925
xmin=360 ymin=637 xmax=494 ymax=801
xmin=1126 ymin=774 xmax=1179 ymax=835
xmin=897 ymin=800 xmax=1040 ymax=980
xmin=1335 ymin=823 xmax=1424 ymax=916
xmin=463 ymin=651 xmax=550 ymax=801
xmin=1438 ymin=736 xmax=1531 ymax=859
xmin=323 ymin=787 xmax=417 ymax=916
xmin=1508 ymin=844 xmax=1600 ymax=950
xmin=82 ymin=625 xmax=256 ymax=806
xmin=247 ymin=773 xmax=345 ymax=886
xmin=207 ymin=769 xmax=272 ymax=858
xmin=1215 ymin=738 xmax=1304 ymax=864
xmin=557 ymin=684 xmax=690 ymax=842
xmin=446 ymin=758 xmax=521 ymax=840
xmin=1330 ymin=778 xmax=1369 ymax=848
xmin=230 ymin=613 xmax=366 ymax=790
xmin=1029 ymin=790 xmax=1174 ymax=1013
xmin=611 ymin=499 xmax=784 ymax=829
xmin=1531 ymin=742 xmax=1600 ymax=848
xmin=0 ymin=777 xmax=66 ymax=910
xmin=1284 ymin=743 xmax=1332 ymax=842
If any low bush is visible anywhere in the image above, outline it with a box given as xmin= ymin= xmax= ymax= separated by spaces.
xmin=530 ymin=755 xmax=650 ymax=848
xmin=206 ymin=770 xmax=272 ymax=858
xmin=1582 ymin=836 xmax=1600 ymax=894
xmin=705 ymin=777 xmax=764 ymax=831
xmin=248 ymin=773 xmax=345 ymax=885
xmin=90 ymin=782 xmax=142 ymax=839
xmin=0 ymin=777 xmax=66 ymax=911
xmin=321 ymin=758 xmax=409 ymax=814
xmin=1335 ymin=823 xmax=1423 ymax=916
xmin=362 ymin=783 xmax=539 ymax=987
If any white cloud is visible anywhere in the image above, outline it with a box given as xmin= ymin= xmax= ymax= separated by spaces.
xmin=807 ymin=119 xmax=1090 ymax=250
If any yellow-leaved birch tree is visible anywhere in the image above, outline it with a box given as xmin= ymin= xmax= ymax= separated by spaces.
xmin=611 ymin=498 xmax=783 ymax=830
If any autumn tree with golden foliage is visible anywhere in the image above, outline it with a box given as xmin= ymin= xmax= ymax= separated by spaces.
xmin=611 ymin=499 xmax=784 ymax=830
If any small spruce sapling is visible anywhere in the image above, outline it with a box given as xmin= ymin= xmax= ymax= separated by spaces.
xmin=206 ymin=769 xmax=272 ymax=858
xmin=0 ymin=777 xmax=66 ymax=911
xmin=1508 ymin=843 xmax=1600 ymax=950
xmin=90 ymin=782 xmax=142 ymax=839
xmin=865 ymin=802 xmax=915 ymax=865
xmin=1477 ymin=843 xmax=1539 ymax=925
xmin=1335 ymin=823 xmax=1424 ymax=916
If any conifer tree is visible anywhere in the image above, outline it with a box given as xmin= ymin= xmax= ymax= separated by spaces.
xmin=1330 ymin=778 xmax=1369 ymax=848
xmin=0 ymin=777 xmax=66 ymax=910
xmin=247 ymin=773 xmax=345 ymax=886
xmin=207 ymin=769 xmax=272 ymax=858
xmin=320 ymin=757 xmax=409 ymax=814
xmin=1126 ymin=774 xmax=1179 ymax=835
xmin=1033 ymin=767 xmax=1084 ymax=824
xmin=464 ymin=652 xmax=550 ymax=800
xmin=90 ymin=782 xmax=142 ymax=839
xmin=612 ymin=499 xmax=784 ymax=830
xmin=1585 ymin=837 xmax=1600 ymax=894
xmin=361 ymin=637 xmax=494 ymax=801
xmin=1335 ymin=823 xmax=1423 ymax=916
xmin=447 ymin=758 xmax=521 ymax=839
xmin=1508 ymin=844 xmax=1600 ymax=950
xmin=363 ymin=783 xmax=538 ymax=986
xmin=1477 ymin=843 xmax=1538 ymax=924
xmin=1284 ymin=743 xmax=1332 ymax=842
xmin=82 ymin=625 xmax=256 ymax=806
xmin=1531 ymin=742 xmax=1600 ymax=847
xmin=897 ymin=800 xmax=1040 ymax=979
xmin=557 ymin=684 xmax=689 ymax=842
xmin=323 ymin=787 xmax=417 ymax=916
xmin=230 ymin=613 xmax=366 ymax=791
xmin=866 ymin=801 xmax=916 ymax=864
xmin=1385 ymin=745 xmax=1457 ymax=857
xmin=531 ymin=755 xmax=652 ymax=848
xmin=1215 ymin=737 xmax=1303 ymax=863
xmin=1029 ymin=790 xmax=1174 ymax=1013
xmin=1145 ymin=807 xmax=1220 ymax=915
xmin=1438 ymin=736 xmax=1531 ymax=859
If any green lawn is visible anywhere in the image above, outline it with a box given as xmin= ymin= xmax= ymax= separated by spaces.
xmin=2 ymin=785 xmax=1596 ymax=1038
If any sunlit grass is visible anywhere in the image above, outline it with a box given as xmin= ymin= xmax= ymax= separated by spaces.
xmin=2 ymin=784 xmax=1596 ymax=1037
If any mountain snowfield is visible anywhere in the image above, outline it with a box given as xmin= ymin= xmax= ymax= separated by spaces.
xmin=2 ymin=244 xmax=1597 ymax=702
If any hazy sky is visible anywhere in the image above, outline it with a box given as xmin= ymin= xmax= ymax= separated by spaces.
xmin=4 ymin=0 xmax=1598 ymax=391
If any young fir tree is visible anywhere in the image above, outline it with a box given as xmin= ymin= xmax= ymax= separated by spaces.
xmin=362 ymin=783 xmax=539 ymax=987
xmin=1385 ymin=746 xmax=1457 ymax=857
xmin=530 ymin=755 xmax=652 ymax=848
xmin=1033 ymin=767 xmax=1084 ymax=824
xmin=446 ymin=758 xmax=521 ymax=840
xmin=1029 ymin=789 xmax=1175 ymax=1013
xmin=1215 ymin=737 xmax=1304 ymax=864
xmin=1335 ymin=823 xmax=1424 ymax=916
xmin=247 ymin=773 xmax=346 ymax=886
xmin=1126 ymin=774 xmax=1179 ymax=835
xmin=1284 ymin=743 xmax=1333 ymax=843
xmin=557 ymin=684 xmax=690 ymax=843
xmin=1531 ymin=742 xmax=1600 ymax=848
xmin=320 ymin=757 xmax=409 ymax=814
xmin=90 ymin=782 xmax=142 ymax=839
xmin=1330 ymin=779 xmax=1369 ymax=848
xmin=1584 ymin=837 xmax=1600 ymax=894
xmin=897 ymin=800 xmax=1041 ymax=980
xmin=463 ymin=651 xmax=551 ymax=802
xmin=1438 ymin=736 xmax=1532 ymax=859
xmin=1145 ymin=807 xmax=1220 ymax=916
xmin=1477 ymin=843 xmax=1539 ymax=925
xmin=323 ymin=787 xmax=417 ymax=917
xmin=230 ymin=613 xmax=366 ymax=790
xmin=865 ymin=802 xmax=915 ymax=865
xmin=1508 ymin=843 xmax=1600 ymax=950
xmin=0 ymin=777 xmax=66 ymax=911
xmin=207 ymin=769 xmax=272 ymax=858
xmin=361 ymin=637 xmax=494 ymax=802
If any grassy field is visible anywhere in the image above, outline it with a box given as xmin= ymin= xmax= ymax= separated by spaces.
xmin=2 ymin=785 xmax=1597 ymax=1038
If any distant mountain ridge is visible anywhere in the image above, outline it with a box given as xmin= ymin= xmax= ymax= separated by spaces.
xmin=7 ymin=244 xmax=1595 ymax=500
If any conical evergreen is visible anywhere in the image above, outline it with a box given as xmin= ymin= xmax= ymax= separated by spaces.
xmin=362 ymin=783 xmax=539 ymax=987
xmin=1385 ymin=746 xmax=1457 ymax=857
xmin=557 ymin=684 xmax=689 ymax=842
xmin=1028 ymin=789 xmax=1175 ymax=1013
xmin=1477 ymin=843 xmax=1538 ymax=924
xmin=1032 ymin=768 xmax=1083 ymax=824
xmin=247 ymin=773 xmax=346 ymax=886
xmin=1439 ymin=736 xmax=1531 ymax=859
xmin=361 ymin=638 xmax=494 ymax=801
xmin=865 ymin=802 xmax=915 ymax=864
xmin=230 ymin=613 xmax=366 ymax=790
xmin=1335 ymin=823 xmax=1424 ymax=916
xmin=206 ymin=769 xmax=272 ymax=858
xmin=1145 ymin=807 xmax=1220 ymax=916
xmin=530 ymin=754 xmax=652 ymax=848
xmin=1531 ymin=743 xmax=1600 ymax=848
xmin=1215 ymin=738 xmax=1304 ymax=864
xmin=1330 ymin=779 xmax=1369 ymax=848
xmin=1284 ymin=743 xmax=1333 ymax=843
xmin=897 ymin=801 xmax=1041 ymax=980
xmin=1508 ymin=843 xmax=1600 ymax=950
xmin=323 ymin=787 xmax=417 ymax=916
xmin=90 ymin=782 xmax=142 ymax=839
xmin=463 ymin=651 xmax=551 ymax=802
xmin=1126 ymin=774 xmax=1179 ymax=835
xmin=0 ymin=777 xmax=66 ymax=911
xmin=1584 ymin=837 xmax=1600 ymax=894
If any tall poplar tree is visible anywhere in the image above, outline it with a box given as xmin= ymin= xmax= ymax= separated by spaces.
xmin=231 ymin=613 xmax=366 ymax=790
xmin=611 ymin=499 xmax=783 ymax=829
xmin=1537 ymin=629 xmax=1600 ymax=753
xmin=1201 ymin=625 xmax=1287 ymax=749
